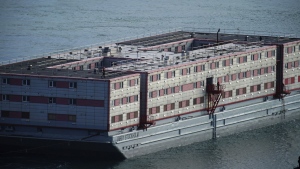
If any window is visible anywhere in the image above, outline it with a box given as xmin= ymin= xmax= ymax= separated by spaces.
xmin=293 ymin=46 xmax=296 ymax=53
xmin=48 ymin=113 xmax=76 ymax=122
xmin=264 ymin=67 xmax=268 ymax=73
xmin=149 ymin=75 xmax=153 ymax=82
xmin=69 ymin=99 xmax=77 ymax=105
xmin=79 ymin=65 xmax=84 ymax=70
xmin=69 ymin=115 xmax=76 ymax=122
xmin=127 ymin=80 xmax=130 ymax=86
xmin=230 ymin=59 xmax=233 ymax=65
xmin=111 ymin=100 xmax=115 ymax=106
xmin=175 ymin=46 xmax=178 ymax=53
xmin=194 ymin=66 xmax=198 ymax=72
xmin=111 ymin=114 xmax=123 ymax=123
xmin=172 ymin=71 xmax=176 ymax=77
xmin=193 ymin=82 xmax=198 ymax=89
xmin=88 ymin=64 xmax=92 ymax=69
xmin=149 ymin=92 xmax=153 ymax=98
xmin=216 ymin=62 xmax=219 ymax=68
xmin=180 ymin=69 xmax=183 ymax=75
xmin=127 ymin=111 xmax=139 ymax=119
xmin=168 ymin=48 xmax=171 ymax=52
xmin=120 ymin=82 xmax=124 ymax=88
xmin=250 ymin=85 xmax=261 ymax=92
xmin=164 ymin=72 xmax=168 ymax=79
xmin=157 ymin=74 xmax=161 ymax=80
xmin=49 ymin=97 xmax=56 ymax=104
xmin=2 ymin=95 xmax=9 ymax=101
xmin=22 ymin=79 xmax=30 ymax=86
xmin=120 ymin=98 xmax=123 ymax=105
xmin=1 ymin=111 xmax=9 ymax=118
xmin=171 ymin=103 xmax=175 ymax=110
xmin=22 ymin=112 xmax=30 ymax=119
xmin=180 ymin=85 xmax=183 ymax=91
xmin=134 ymin=95 xmax=138 ymax=101
xmin=243 ymin=56 xmax=247 ymax=62
xmin=236 ymin=87 xmax=246 ymax=95
xmin=187 ymin=68 xmax=191 ymax=74
xmin=2 ymin=78 xmax=9 ymax=84
xmin=257 ymin=69 xmax=261 ymax=75
xmin=127 ymin=96 xmax=130 ymax=103
xmin=222 ymin=91 xmax=233 ymax=98
xmin=171 ymin=87 xmax=175 ymax=93
xmin=222 ymin=60 xmax=226 ymax=67
xmin=135 ymin=79 xmax=139 ymax=85
xmin=201 ymin=65 xmax=205 ymax=71
xmin=69 ymin=82 xmax=77 ymax=88
xmin=258 ymin=53 xmax=261 ymax=59
xmin=164 ymin=88 xmax=168 ymax=95
xmin=22 ymin=96 xmax=30 ymax=102
xmin=182 ymin=45 xmax=185 ymax=51
xmin=49 ymin=81 xmax=56 ymax=87
xmin=271 ymin=50 xmax=276 ymax=56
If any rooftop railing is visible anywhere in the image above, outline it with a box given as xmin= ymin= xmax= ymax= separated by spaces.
xmin=0 ymin=27 xmax=298 ymax=67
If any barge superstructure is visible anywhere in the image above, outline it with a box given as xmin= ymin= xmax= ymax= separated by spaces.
xmin=0 ymin=29 xmax=300 ymax=158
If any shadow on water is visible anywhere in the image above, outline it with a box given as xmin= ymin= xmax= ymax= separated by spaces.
xmin=0 ymin=119 xmax=299 ymax=169
xmin=0 ymin=153 xmax=124 ymax=169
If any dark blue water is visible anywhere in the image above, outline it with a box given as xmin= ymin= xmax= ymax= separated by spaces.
xmin=0 ymin=0 xmax=300 ymax=168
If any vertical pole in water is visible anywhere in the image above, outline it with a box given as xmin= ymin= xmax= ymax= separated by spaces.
xmin=213 ymin=114 xmax=217 ymax=139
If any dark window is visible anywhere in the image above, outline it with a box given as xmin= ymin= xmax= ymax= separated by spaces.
xmin=49 ymin=81 xmax=56 ymax=87
xmin=69 ymin=99 xmax=77 ymax=105
xmin=1 ymin=111 xmax=9 ymax=117
xmin=22 ymin=96 xmax=30 ymax=102
xmin=2 ymin=78 xmax=9 ymax=84
xmin=21 ymin=112 xmax=30 ymax=119
xmin=68 ymin=115 xmax=76 ymax=122
xmin=22 ymin=79 xmax=30 ymax=86
xmin=175 ymin=46 xmax=178 ymax=53
xmin=2 ymin=95 xmax=9 ymax=101
xmin=69 ymin=82 xmax=77 ymax=88
xmin=49 ymin=97 xmax=56 ymax=104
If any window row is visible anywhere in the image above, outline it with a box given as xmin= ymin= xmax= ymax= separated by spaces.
xmin=48 ymin=113 xmax=76 ymax=122
xmin=2 ymin=78 xmax=30 ymax=86
xmin=113 ymin=79 xmax=139 ymax=88
xmin=111 ymin=111 xmax=138 ymax=123
xmin=285 ymin=46 xmax=298 ymax=54
xmin=148 ymin=81 xmax=205 ymax=98
xmin=284 ymin=60 xmax=300 ymax=69
xmin=0 ymin=95 xmax=104 ymax=107
xmin=111 ymin=95 xmax=139 ymax=106
xmin=222 ymin=83 xmax=275 ymax=97
xmin=1 ymin=78 xmax=80 ymax=89
xmin=217 ymin=66 xmax=275 ymax=83
xmin=163 ymin=45 xmax=186 ymax=53
xmin=71 ymin=62 xmax=99 ymax=71
xmin=1 ymin=110 xmax=30 ymax=119
xmin=149 ymin=97 xmax=205 ymax=114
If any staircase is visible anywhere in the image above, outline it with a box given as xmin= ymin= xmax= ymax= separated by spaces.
xmin=206 ymin=83 xmax=224 ymax=114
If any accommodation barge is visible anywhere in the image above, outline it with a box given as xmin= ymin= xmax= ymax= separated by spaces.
xmin=0 ymin=29 xmax=300 ymax=158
